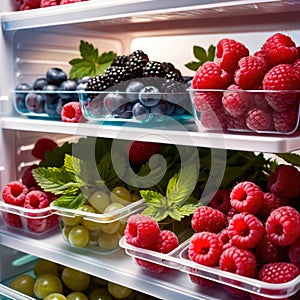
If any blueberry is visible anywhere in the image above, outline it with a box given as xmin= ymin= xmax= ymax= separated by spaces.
xmin=76 ymin=82 xmax=88 ymax=91
xmin=46 ymin=67 xmax=67 ymax=86
xmin=151 ymin=100 xmax=168 ymax=116
xmin=42 ymin=84 xmax=59 ymax=104
xmin=77 ymin=76 xmax=91 ymax=84
xmin=125 ymin=81 xmax=145 ymax=102
xmin=33 ymin=78 xmax=48 ymax=90
xmin=132 ymin=102 xmax=151 ymax=122
xmin=103 ymin=92 xmax=127 ymax=115
xmin=174 ymin=104 xmax=186 ymax=115
xmin=15 ymin=83 xmax=31 ymax=113
xmin=87 ymin=97 xmax=106 ymax=118
xmin=139 ymin=86 xmax=161 ymax=107
xmin=44 ymin=101 xmax=60 ymax=117
xmin=56 ymin=98 xmax=70 ymax=116
xmin=59 ymin=80 xmax=78 ymax=100
xmin=25 ymin=93 xmax=45 ymax=113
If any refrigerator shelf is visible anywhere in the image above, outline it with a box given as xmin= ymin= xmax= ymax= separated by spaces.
xmin=1 ymin=117 xmax=300 ymax=153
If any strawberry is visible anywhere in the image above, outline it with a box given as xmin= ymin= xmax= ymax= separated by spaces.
xmin=126 ymin=141 xmax=161 ymax=165
xmin=32 ymin=138 xmax=58 ymax=160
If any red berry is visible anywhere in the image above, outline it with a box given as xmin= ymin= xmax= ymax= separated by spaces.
xmin=292 ymin=58 xmax=300 ymax=74
xmin=215 ymin=38 xmax=249 ymax=73
xmin=32 ymin=138 xmax=58 ymax=160
xmin=189 ymin=274 xmax=217 ymax=288
xmin=19 ymin=0 xmax=41 ymax=10
xmin=191 ymin=206 xmax=226 ymax=234
xmin=192 ymin=61 xmax=231 ymax=89
xmin=61 ymin=101 xmax=85 ymax=123
xmin=2 ymin=181 xmax=28 ymax=206
xmin=134 ymin=258 xmax=171 ymax=274
xmin=265 ymin=206 xmax=300 ymax=246
xmin=267 ymin=164 xmax=300 ymax=199
xmin=124 ymin=214 xmax=160 ymax=248
xmin=226 ymin=115 xmax=247 ymax=130
xmin=126 ymin=141 xmax=161 ymax=165
xmin=261 ymin=33 xmax=298 ymax=66
xmin=230 ymin=181 xmax=264 ymax=214
xmin=60 ymin=0 xmax=82 ymax=4
xmin=258 ymin=262 xmax=299 ymax=284
xmin=209 ymin=189 xmax=232 ymax=214
xmin=227 ymin=212 xmax=264 ymax=249
xmin=273 ymin=104 xmax=299 ymax=133
xmin=246 ymin=108 xmax=274 ymax=132
xmin=200 ymin=107 xmax=228 ymax=130
xmin=289 ymin=238 xmax=300 ymax=269
xmin=21 ymin=164 xmax=39 ymax=189
xmin=193 ymin=91 xmax=222 ymax=113
xmin=156 ymin=230 xmax=178 ymax=254
xmin=23 ymin=190 xmax=50 ymax=209
xmin=188 ymin=232 xmax=223 ymax=266
xmin=3 ymin=212 xmax=22 ymax=228
xmin=219 ymin=246 xmax=256 ymax=278
xmin=40 ymin=0 xmax=59 ymax=7
xmin=234 ymin=55 xmax=269 ymax=89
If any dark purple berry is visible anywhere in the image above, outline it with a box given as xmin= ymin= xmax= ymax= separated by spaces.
xmin=103 ymin=92 xmax=127 ymax=115
xmin=139 ymin=86 xmax=161 ymax=107
xmin=42 ymin=84 xmax=59 ymax=104
xmin=15 ymin=83 xmax=31 ymax=113
xmin=46 ymin=67 xmax=67 ymax=86
xmin=59 ymin=80 xmax=78 ymax=100
xmin=132 ymin=102 xmax=151 ymax=122
xmin=44 ymin=101 xmax=60 ymax=117
xmin=33 ymin=78 xmax=48 ymax=90
xmin=125 ymin=81 xmax=145 ymax=102
xmin=25 ymin=93 xmax=45 ymax=113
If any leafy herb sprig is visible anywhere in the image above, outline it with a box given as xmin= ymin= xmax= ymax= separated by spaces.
xmin=68 ymin=40 xmax=117 ymax=80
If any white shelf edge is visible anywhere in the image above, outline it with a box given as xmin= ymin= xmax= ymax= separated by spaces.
xmin=1 ymin=117 xmax=300 ymax=153
xmin=0 ymin=227 xmax=230 ymax=300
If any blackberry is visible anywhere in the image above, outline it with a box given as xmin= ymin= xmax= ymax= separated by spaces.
xmin=111 ymin=55 xmax=129 ymax=67
xmin=126 ymin=50 xmax=149 ymax=78
xmin=165 ymin=69 xmax=184 ymax=82
xmin=162 ymin=62 xmax=175 ymax=74
xmin=143 ymin=61 xmax=166 ymax=78
xmin=105 ymin=65 xmax=132 ymax=86
xmin=161 ymin=79 xmax=188 ymax=104
xmin=86 ymin=75 xmax=113 ymax=91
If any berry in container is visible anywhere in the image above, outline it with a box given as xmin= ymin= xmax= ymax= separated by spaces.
xmin=189 ymin=33 xmax=300 ymax=135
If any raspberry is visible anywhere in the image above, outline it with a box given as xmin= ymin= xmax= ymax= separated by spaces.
xmin=215 ymin=38 xmax=249 ymax=73
xmin=134 ymin=258 xmax=170 ymax=273
xmin=234 ymin=56 xmax=269 ymax=89
xmin=273 ymin=104 xmax=299 ymax=133
xmin=200 ymin=107 xmax=228 ymax=130
xmin=191 ymin=206 xmax=226 ymax=234
xmin=292 ymin=58 xmax=300 ymax=74
xmin=226 ymin=115 xmax=247 ymax=130
xmin=191 ymin=61 xmax=231 ymax=89
xmin=227 ymin=212 xmax=264 ymax=249
xmin=219 ymin=246 xmax=256 ymax=278
xmin=256 ymin=234 xmax=289 ymax=264
xmin=230 ymin=181 xmax=264 ymax=214
xmin=222 ymin=84 xmax=251 ymax=117
xmin=188 ymin=232 xmax=223 ymax=266
xmin=189 ymin=274 xmax=217 ymax=288
xmin=223 ymin=285 xmax=249 ymax=299
xmin=258 ymin=262 xmax=299 ymax=284
xmin=61 ymin=101 xmax=85 ymax=123
xmin=267 ymin=164 xmax=300 ymax=199
xmin=60 ymin=0 xmax=82 ymax=4
xmin=263 ymin=64 xmax=300 ymax=112
xmin=289 ymin=238 xmax=300 ymax=269
xmin=2 ymin=181 xmax=28 ymax=206
xmin=246 ymin=108 xmax=274 ymax=132
xmin=22 ymin=164 xmax=39 ymax=189
xmin=192 ymin=91 xmax=222 ymax=113
xmin=257 ymin=192 xmax=289 ymax=221
xmin=250 ymin=294 xmax=289 ymax=300
xmin=124 ymin=214 xmax=160 ymax=248
xmin=156 ymin=230 xmax=178 ymax=254
xmin=23 ymin=190 xmax=50 ymax=209
xmin=3 ymin=212 xmax=22 ymax=228
xmin=261 ymin=33 xmax=298 ymax=66
xmin=126 ymin=141 xmax=161 ymax=165
xmin=19 ymin=0 xmax=41 ymax=10
xmin=40 ymin=0 xmax=59 ymax=7
xmin=218 ymin=228 xmax=230 ymax=246
xmin=209 ymin=189 xmax=232 ymax=214
xmin=265 ymin=206 xmax=300 ymax=246
xmin=32 ymin=138 xmax=58 ymax=160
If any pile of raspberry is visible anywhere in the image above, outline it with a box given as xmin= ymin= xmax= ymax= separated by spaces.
xmin=1 ymin=138 xmax=59 ymax=233
xmin=192 ymin=32 xmax=300 ymax=133
xmin=188 ymin=163 xmax=300 ymax=299
xmin=16 ymin=0 xmax=88 ymax=10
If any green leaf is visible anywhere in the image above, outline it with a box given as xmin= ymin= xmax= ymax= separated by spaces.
xmin=207 ymin=45 xmax=216 ymax=61
xmin=140 ymin=190 xmax=164 ymax=203
xmin=276 ymin=153 xmax=300 ymax=167
xmin=52 ymin=193 xmax=87 ymax=209
xmin=184 ymin=61 xmax=202 ymax=71
xmin=142 ymin=202 xmax=169 ymax=222
xmin=193 ymin=46 xmax=207 ymax=61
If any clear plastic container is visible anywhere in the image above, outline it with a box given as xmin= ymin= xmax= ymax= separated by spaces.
xmin=189 ymin=89 xmax=300 ymax=135
xmin=119 ymin=236 xmax=300 ymax=299
xmin=53 ymin=199 xmax=146 ymax=254
xmin=0 ymin=201 xmax=59 ymax=237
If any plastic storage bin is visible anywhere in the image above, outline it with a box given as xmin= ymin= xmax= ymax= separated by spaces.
xmin=189 ymin=89 xmax=300 ymax=135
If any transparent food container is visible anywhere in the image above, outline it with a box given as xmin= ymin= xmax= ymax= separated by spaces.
xmin=0 ymin=201 xmax=59 ymax=237
xmin=189 ymin=89 xmax=300 ymax=135
xmin=119 ymin=236 xmax=300 ymax=299
xmin=53 ymin=199 xmax=146 ymax=254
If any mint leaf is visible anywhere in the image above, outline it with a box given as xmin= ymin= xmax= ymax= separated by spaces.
xmin=140 ymin=190 xmax=164 ymax=203
xmin=276 ymin=153 xmax=300 ymax=167
xmin=193 ymin=46 xmax=207 ymax=61
xmin=68 ymin=40 xmax=117 ymax=80
xmin=52 ymin=193 xmax=87 ymax=209
xmin=142 ymin=200 xmax=169 ymax=222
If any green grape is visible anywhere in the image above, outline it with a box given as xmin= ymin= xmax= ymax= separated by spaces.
xmin=68 ymin=225 xmax=90 ymax=247
xmin=91 ymin=276 xmax=108 ymax=287
xmin=130 ymin=193 xmax=141 ymax=202
xmin=44 ymin=293 xmax=67 ymax=300
xmin=88 ymin=288 xmax=114 ymax=300
xmin=34 ymin=259 xmax=60 ymax=277
xmin=99 ymin=219 xmax=120 ymax=234
xmin=98 ymin=231 xmax=121 ymax=250
xmin=10 ymin=274 xmax=35 ymax=297
xmin=110 ymin=187 xmax=132 ymax=205
xmin=107 ymin=282 xmax=133 ymax=299
xmin=79 ymin=205 xmax=102 ymax=231
xmin=88 ymin=190 xmax=111 ymax=213
xmin=61 ymin=267 xmax=90 ymax=292
xmin=62 ymin=225 xmax=72 ymax=241
xmin=61 ymin=215 xmax=82 ymax=226
xmin=103 ymin=202 xmax=124 ymax=215
xmin=33 ymin=274 xmax=63 ymax=299
xmin=66 ymin=291 xmax=88 ymax=300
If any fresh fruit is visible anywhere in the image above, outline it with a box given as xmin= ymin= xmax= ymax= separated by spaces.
xmin=25 ymin=93 xmax=45 ymax=113
xmin=44 ymin=293 xmax=67 ymax=300
xmin=34 ymin=259 xmax=60 ymax=277
xmin=34 ymin=274 xmax=63 ymax=299
xmin=23 ymin=190 xmax=50 ymax=209
xmin=208 ymin=189 xmax=231 ymax=214
xmin=289 ymin=238 xmax=300 ymax=268
xmin=32 ymin=138 xmax=58 ymax=160
xmin=22 ymin=164 xmax=39 ymax=188
xmin=61 ymin=101 xmax=84 ymax=123
xmin=126 ymin=141 xmax=161 ymax=165
xmin=110 ymin=186 xmax=132 ymax=204
xmin=61 ymin=267 xmax=90 ymax=292
xmin=10 ymin=274 xmax=35 ymax=296
xmin=66 ymin=292 xmax=88 ymax=300
xmin=265 ymin=206 xmax=300 ymax=246
xmin=46 ymin=68 xmax=68 ymax=86
xmin=156 ymin=229 xmax=179 ymax=254
xmin=68 ymin=225 xmax=90 ymax=247
xmin=33 ymin=78 xmax=48 ymax=90
xmin=138 ymin=86 xmax=161 ymax=107
xmin=107 ymin=282 xmax=133 ymax=299
xmin=88 ymin=190 xmax=111 ymax=212
xmin=59 ymin=80 xmax=78 ymax=100
xmin=2 ymin=181 xmax=28 ymax=206
xmin=188 ymin=231 xmax=223 ymax=266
